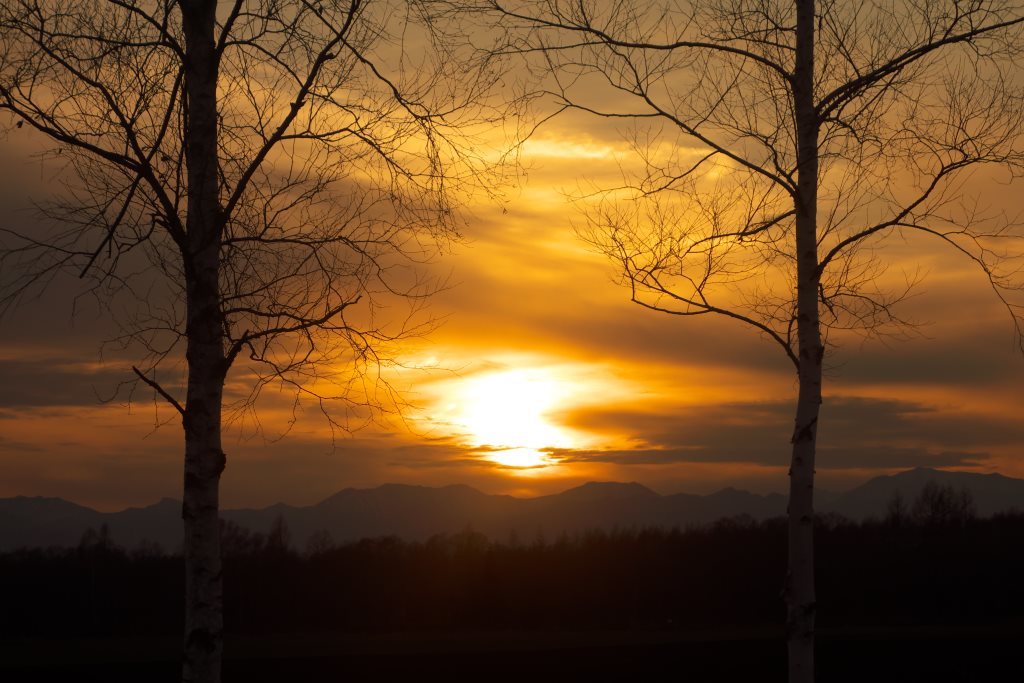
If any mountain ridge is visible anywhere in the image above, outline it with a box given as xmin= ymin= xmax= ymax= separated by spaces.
xmin=2 ymin=467 xmax=1022 ymax=551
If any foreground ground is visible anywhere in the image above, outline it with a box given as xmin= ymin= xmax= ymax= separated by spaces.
xmin=2 ymin=625 xmax=1021 ymax=682
xmin=4 ymin=511 xmax=1021 ymax=680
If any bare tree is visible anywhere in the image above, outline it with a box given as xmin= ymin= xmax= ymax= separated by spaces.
xmin=912 ymin=481 xmax=976 ymax=527
xmin=0 ymin=1 xmax=516 ymax=681
xmin=475 ymin=1 xmax=1024 ymax=680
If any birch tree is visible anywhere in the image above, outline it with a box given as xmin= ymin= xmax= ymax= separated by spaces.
xmin=0 ymin=1 xmax=514 ymax=681
xmin=476 ymin=1 xmax=1024 ymax=680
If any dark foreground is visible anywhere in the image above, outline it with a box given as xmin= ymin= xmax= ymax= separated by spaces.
xmin=4 ymin=494 xmax=1022 ymax=681
xmin=2 ymin=626 xmax=1022 ymax=682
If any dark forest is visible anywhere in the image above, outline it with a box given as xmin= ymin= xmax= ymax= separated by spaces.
xmin=3 ymin=485 xmax=1023 ymax=681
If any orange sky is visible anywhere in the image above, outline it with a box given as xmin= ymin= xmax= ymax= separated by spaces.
xmin=3 ymin=63 xmax=1024 ymax=512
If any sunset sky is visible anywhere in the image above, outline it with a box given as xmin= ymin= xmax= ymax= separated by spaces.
xmin=2 ymin=63 xmax=1024 ymax=513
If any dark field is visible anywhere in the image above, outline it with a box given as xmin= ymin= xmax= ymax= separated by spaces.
xmin=2 ymin=627 xmax=1022 ymax=682
xmin=3 ymin=505 xmax=1023 ymax=681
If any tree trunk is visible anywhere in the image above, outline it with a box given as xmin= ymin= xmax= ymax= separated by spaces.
xmin=180 ymin=2 xmax=225 ymax=682
xmin=787 ymin=1 xmax=822 ymax=682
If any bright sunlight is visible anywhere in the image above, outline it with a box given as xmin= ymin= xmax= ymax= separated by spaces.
xmin=448 ymin=368 xmax=578 ymax=469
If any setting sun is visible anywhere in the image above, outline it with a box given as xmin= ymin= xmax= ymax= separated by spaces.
xmin=446 ymin=368 xmax=579 ymax=469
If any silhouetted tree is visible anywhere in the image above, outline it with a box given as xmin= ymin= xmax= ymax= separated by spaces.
xmin=78 ymin=524 xmax=115 ymax=553
xmin=221 ymin=518 xmax=264 ymax=557
xmin=0 ymin=2 xmax=517 ymax=681
xmin=885 ymin=492 xmax=909 ymax=529
xmin=305 ymin=529 xmax=336 ymax=557
xmin=266 ymin=514 xmax=292 ymax=554
xmin=474 ymin=2 xmax=1024 ymax=680
xmin=912 ymin=482 xmax=976 ymax=528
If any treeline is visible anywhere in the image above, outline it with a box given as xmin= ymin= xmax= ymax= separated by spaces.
xmin=2 ymin=484 xmax=1022 ymax=638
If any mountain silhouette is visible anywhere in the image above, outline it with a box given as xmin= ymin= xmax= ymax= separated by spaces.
xmin=825 ymin=467 xmax=1024 ymax=519
xmin=2 ymin=468 xmax=1021 ymax=551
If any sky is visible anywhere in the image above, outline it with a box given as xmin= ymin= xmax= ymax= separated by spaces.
xmin=2 ymin=12 xmax=1024 ymax=512
xmin=3 ymin=116 xmax=1023 ymax=512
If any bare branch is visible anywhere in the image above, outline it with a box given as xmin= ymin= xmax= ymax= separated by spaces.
xmin=818 ymin=13 xmax=1024 ymax=121
xmin=132 ymin=364 xmax=184 ymax=416
xmin=488 ymin=0 xmax=792 ymax=80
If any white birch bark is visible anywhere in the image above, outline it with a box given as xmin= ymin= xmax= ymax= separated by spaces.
xmin=180 ymin=2 xmax=225 ymax=681
xmin=787 ymin=2 xmax=822 ymax=681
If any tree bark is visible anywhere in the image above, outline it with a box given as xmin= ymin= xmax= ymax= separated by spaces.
xmin=787 ymin=1 xmax=822 ymax=682
xmin=180 ymin=2 xmax=226 ymax=683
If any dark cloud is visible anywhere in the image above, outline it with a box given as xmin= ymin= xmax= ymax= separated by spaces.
xmin=0 ymin=358 xmax=133 ymax=408
xmin=547 ymin=445 xmax=983 ymax=469
xmin=558 ymin=396 xmax=1009 ymax=470
xmin=827 ymin=325 xmax=1024 ymax=387
xmin=814 ymin=447 xmax=985 ymax=469
xmin=0 ymin=434 xmax=44 ymax=453
xmin=547 ymin=447 xmax=719 ymax=465
xmin=818 ymin=396 xmax=1024 ymax=449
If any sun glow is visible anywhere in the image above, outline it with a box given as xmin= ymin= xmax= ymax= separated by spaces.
xmin=446 ymin=368 xmax=580 ymax=469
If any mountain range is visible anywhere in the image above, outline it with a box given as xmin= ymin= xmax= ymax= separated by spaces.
xmin=2 ymin=467 xmax=1022 ymax=552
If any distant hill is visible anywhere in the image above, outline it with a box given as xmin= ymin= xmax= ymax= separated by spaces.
xmin=2 ymin=468 xmax=1022 ymax=551
xmin=822 ymin=467 xmax=1024 ymax=519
